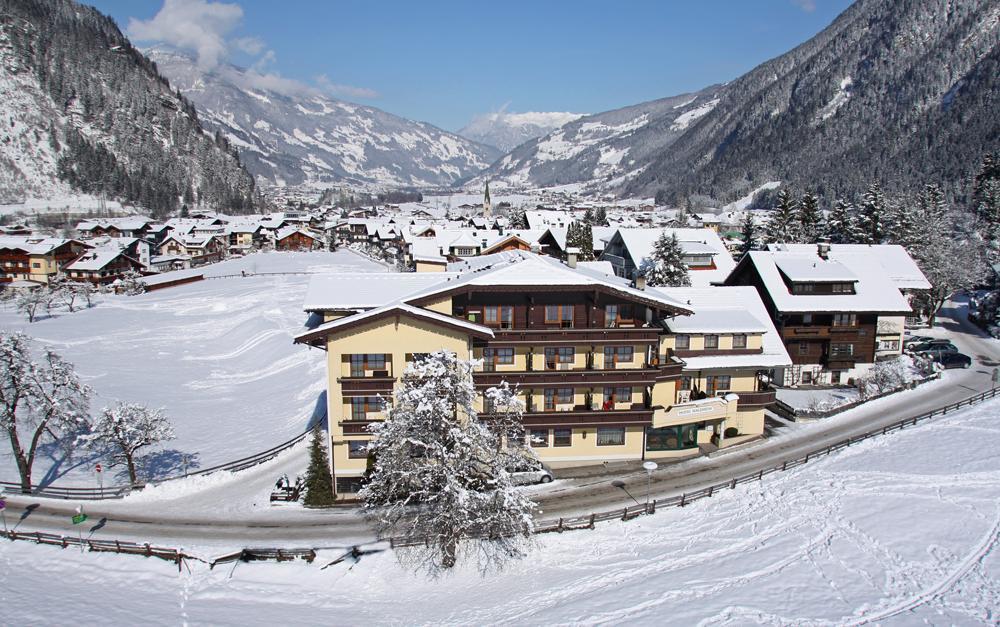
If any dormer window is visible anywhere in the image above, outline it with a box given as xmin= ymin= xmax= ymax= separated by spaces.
xmin=831 ymin=282 xmax=855 ymax=294
xmin=792 ymin=283 xmax=815 ymax=294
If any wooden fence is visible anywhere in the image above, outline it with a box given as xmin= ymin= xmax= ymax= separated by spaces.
xmin=0 ymin=529 xmax=198 ymax=571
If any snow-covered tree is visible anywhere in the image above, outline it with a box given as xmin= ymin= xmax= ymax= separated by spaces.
xmin=592 ymin=206 xmax=609 ymax=227
xmin=639 ymin=231 xmax=691 ymax=287
xmin=581 ymin=207 xmax=595 ymax=225
xmin=738 ymin=211 xmax=758 ymax=258
xmin=857 ymin=183 xmax=888 ymax=244
xmin=359 ymin=350 xmax=535 ymax=573
xmin=15 ymin=288 xmax=50 ymax=323
xmin=507 ymin=207 xmax=528 ymax=230
xmin=481 ymin=381 xmax=538 ymax=473
xmin=74 ymin=280 xmax=98 ymax=309
xmin=565 ymin=221 xmax=594 ymax=261
xmin=116 ymin=270 xmax=146 ymax=295
xmin=797 ymin=191 xmax=821 ymax=243
xmin=0 ymin=332 xmax=91 ymax=492
xmin=47 ymin=275 xmax=77 ymax=312
xmin=303 ymin=424 xmax=335 ymax=507
xmin=80 ymin=402 xmax=174 ymax=485
xmin=824 ymin=199 xmax=860 ymax=243
xmin=911 ymin=234 xmax=987 ymax=326
xmin=763 ymin=188 xmax=800 ymax=244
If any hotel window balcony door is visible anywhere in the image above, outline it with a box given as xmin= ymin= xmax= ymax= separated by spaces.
xmin=484 ymin=305 xmax=514 ymax=329
xmin=603 ymin=346 xmax=633 ymax=368
xmin=544 ymin=347 xmax=574 ymax=370
xmin=482 ymin=347 xmax=514 ymax=371
xmin=545 ymin=304 xmax=574 ymax=328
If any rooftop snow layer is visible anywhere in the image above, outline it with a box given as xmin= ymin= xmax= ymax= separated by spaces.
xmin=774 ymin=257 xmax=857 ymax=282
xmin=302 ymin=272 xmax=458 ymax=311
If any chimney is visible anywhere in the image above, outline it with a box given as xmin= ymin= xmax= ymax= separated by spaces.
xmin=634 ymin=274 xmax=647 ymax=291
xmin=566 ymin=246 xmax=580 ymax=269
xmin=817 ymin=238 xmax=831 ymax=261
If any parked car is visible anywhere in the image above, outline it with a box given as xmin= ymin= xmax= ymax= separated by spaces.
xmin=917 ymin=343 xmax=959 ymax=357
xmin=933 ymin=352 xmax=973 ymax=369
xmin=510 ymin=463 xmax=554 ymax=485
xmin=903 ymin=335 xmax=934 ymax=347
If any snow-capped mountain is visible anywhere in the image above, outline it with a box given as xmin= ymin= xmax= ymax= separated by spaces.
xmin=476 ymin=0 xmax=999 ymax=202
xmin=148 ymin=49 xmax=501 ymax=189
xmin=458 ymin=111 xmax=585 ymax=153
xmin=467 ymin=87 xmax=722 ymax=192
xmin=0 ymin=0 xmax=257 ymax=213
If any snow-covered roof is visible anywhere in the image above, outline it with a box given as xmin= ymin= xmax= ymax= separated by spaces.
xmin=606 ymin=228 xmax=735 ymax=288
xmin=652 ymin=286 xmax=792 ymax=370
xmin=774 ymin=257 xmax=857 ymax=283
xmin=0 ymin=236 xmax=83 ymax=255
xmin=736 ymin=251 xmax=911 ymax=313
xmin=295 ymin=302 xmax=494 ymax=345
xmin=276 ymin=226 xmax=318 ymax=241
xmin=302 ymin=272 xmax=460 ymax=312
xmin=448 ymin=231 xmax=482 ymax=249
xmin=577 ymin=260 xmax=616 ymax=276
xmin=64 ymin=248 xmax=136 ymax=271
xmin=772 ymin=244 xmax=931 ymax=291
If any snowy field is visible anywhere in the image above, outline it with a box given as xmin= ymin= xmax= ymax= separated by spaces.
xmin=0 ymin=250 xmax=384 ymax=486
xmin=3 ymin=395 xmax=997 ymax=624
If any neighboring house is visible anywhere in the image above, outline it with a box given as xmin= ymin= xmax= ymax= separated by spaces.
xmin=226 ymin=223 xmax=265 ymax=254
xmin=725 ymin=243 xmax=914 ymax=386
xmin=64 ymin=248 xmax=144 ymax=284
xmin=150 ymin=255 xmax=191 ymax=272
xmin=294 ymin=251 xmax=782 ymax=497
xmin=157 ymin=234 xmax=224 ymax=266
xmin=0 ymin=236 xmax=90 ymax=284
xmin=600 ymin=228 xmax=736 ymax=287
xmin=75 ymin=217 xmax=154 ymax=239
xmin=275 ymin=227 xmax=322 ymax=251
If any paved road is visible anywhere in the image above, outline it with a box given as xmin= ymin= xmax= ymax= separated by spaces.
xmin=5 ymin=297 xmax=998 ymax=551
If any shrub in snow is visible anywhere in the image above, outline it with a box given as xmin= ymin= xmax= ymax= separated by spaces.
xmin=359 ymin=350 xmax=535 ymax=573
xmin=639 ymin=231 xmax=691 ymax=287
xmin=116 ymin=270 xmax=146 ymax=295
xmin=303 ymin=424 xmax=335 ymax=507
xmin=80 ymin=402 xmax=175 ymax=485
xmin=0 ymin=332 xmax=91 ymax=493
xmin=855 ymin=355 xmax=928 ymax=400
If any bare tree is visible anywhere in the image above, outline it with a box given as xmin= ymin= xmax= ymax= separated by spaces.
xmin=0 ymin=332 xmax=91 ymax=492
xmin=79 ymin=402 xmax=174 ymax=485
xmin=15 ymin=289 xmax=50 ymax=323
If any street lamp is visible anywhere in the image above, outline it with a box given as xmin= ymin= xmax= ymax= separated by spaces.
xmin=643 ymin=461 xmax=658 ymax=511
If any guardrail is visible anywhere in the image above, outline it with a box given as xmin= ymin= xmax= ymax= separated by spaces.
xmin=1 ymin=529 xmax=198 ymax=571
xmin=2 ymin=429 xmax=311 ymax=500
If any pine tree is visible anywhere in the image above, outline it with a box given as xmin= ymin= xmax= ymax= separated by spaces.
xmin=359 ymin=351 xmax=534 ymax=573
xmin=797 ymin=191 xmax=821 ymax=243
xmin=303 ymin=424 xmax=335 ymax=507
xmin=582 ymin=207 xmax=595 ymax=225
xmin=858 ymin=183 xmax=888 ymax=244
xmin=639 ymin=231 xmax=691 ymax=287
xmin=824 ymin=199 xmax=860 ymax=243
xmin=739 ymin=211 xmax=758 ymax=258
xmin=565 ymin=221 xmax=594 ymax=261
xmin=593 ymin=207 xmax=608 ymax=227
xmin=763 ymin=188 xmax=800 ymax=244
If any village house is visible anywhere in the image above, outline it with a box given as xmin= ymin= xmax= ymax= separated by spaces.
xmin=63 ymin=247 xmax=144 ymax=284
xmin=600 ymin=227 xmax=736 ymax=287
xmin=294 ymin=251 xmax=788 ymax=497
xmin=156 ymin=234 xmax=225 ymax=266
xmin=725 ymin=242 xmax=920 ymax=386
xmin=275 ymin=226 xmax=323 ymax=251
xmin=0 ymin=236 xmax=90 ymax=284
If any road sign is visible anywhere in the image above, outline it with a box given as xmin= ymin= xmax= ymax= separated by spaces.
xmin=95 ymin=463 xmax=102 ymax=473
xmin=72 ymin=513 xmax=88 ymax=525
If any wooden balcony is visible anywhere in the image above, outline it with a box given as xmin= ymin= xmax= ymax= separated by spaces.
xmin=730 ymin=388 xmax=777 ymax=408
xmin=490 ymin=328 xmax=661 ymax=345
xmin=520 ymin=406 xmax=654 ymax=428
xmin=337 ymin=376 xmax=395 ymax=396
xmin=340 ymin=419 xmax=382 ymax=435
xmin=472 ymin=367 xmax=659 ymax=388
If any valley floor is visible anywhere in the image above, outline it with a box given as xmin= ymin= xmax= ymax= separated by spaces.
xmin=2 ymin=395 xmax=998 ymax=625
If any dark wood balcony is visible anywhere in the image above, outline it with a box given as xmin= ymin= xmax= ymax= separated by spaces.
xmin=490 ymin=327 xmax=661 ymax=345
xmin=340 ymin=419 xmax=382 ymax=435
xmin=473 ymin=367 xmax=659 ymax=388
xmin=337 ymin=376 xmax=395 ymax=396
xmin=731 ymin=388 xmax=777 ymax=408
xmin=520 ymin=406 xmax=654 ymax=428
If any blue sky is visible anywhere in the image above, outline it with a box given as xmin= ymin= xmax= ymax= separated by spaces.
xmin=88 ymin=0 xmax=855 ymax=132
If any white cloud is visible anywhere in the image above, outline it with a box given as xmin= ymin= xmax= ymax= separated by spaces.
xmin=128 ymin=0 xmax=377 ymax=100
xmin=791 ymin=0 xmax=817 ymax=12
xmin=128 ymin=0 xmax=243 ymax=70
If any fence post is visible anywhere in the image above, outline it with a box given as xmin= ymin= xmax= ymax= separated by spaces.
xmin=557 ymin=517 xmax=564 ymax=532
xmin=708 ymin=486 xmax=714 ymax=498
xmin=680 ymin=493 xmax=687 ymax=507
xmin=758 ymin=469 xmax=764 ymax=481
xmin=621 ymin=508 xmax=628 ymax=521
xmin=588 ymin=514 xmax=595 ymax=528
xmin=650 ymin=500 xmax=656 ymax=514
xmin=730 ymin=478 xmax=737 ymax=489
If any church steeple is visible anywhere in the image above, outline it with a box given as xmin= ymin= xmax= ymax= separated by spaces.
xmin=483 ymin=180 xmax=492 ymax=218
